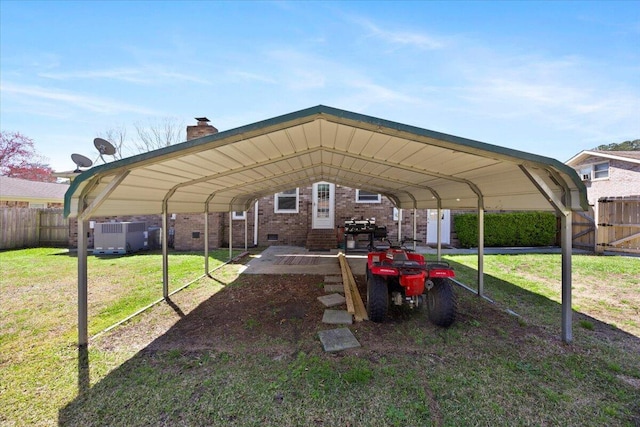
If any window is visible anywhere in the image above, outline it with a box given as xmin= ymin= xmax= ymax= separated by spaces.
xmin=232 ymin=211 xmax=246 ymax=220
xmin=593 ymin=162 xmax=609 ymax=180
xmin=356 ymin=189 xmax=381 ymax=203
xmin=275 ymin=188 xmax=299 ymax=213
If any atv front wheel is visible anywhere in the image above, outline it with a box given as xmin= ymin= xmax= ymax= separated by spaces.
xmin=426 ymin=278 xmax=457 ymax=327
xmin=367 ymin=274 xmax=388 ymax=322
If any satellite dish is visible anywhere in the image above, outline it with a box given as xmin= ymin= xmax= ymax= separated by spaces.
xmin=94 ymin=137 xmax=116 ymax=155
xmin=93 ymin=137 xmax=116 ymax=164
xmin=71 ymin=153 xmax=93 ymax=172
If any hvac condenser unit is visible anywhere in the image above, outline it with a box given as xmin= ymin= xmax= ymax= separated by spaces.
xmin=93 ymin=221 xmax=147 ymax=255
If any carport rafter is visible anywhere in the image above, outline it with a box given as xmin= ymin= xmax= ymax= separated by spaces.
xmin=150 ymin=145 xmax=454 ymax=210
xmin=194 ymin=163 xmax=438 ymax=210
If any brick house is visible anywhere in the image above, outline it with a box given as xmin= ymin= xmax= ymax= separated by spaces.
xmin=172 ymin=118 xmax=445 ymax=251
xmin=0 ymin=175 xmax=68 ymax=208
xmin=565 ymin=150 xmax=640 ymax=253
xmin=565 ymin=150 xmax=640 ymax=205
xmin=174 ymin=183 xmax=445 ymax=251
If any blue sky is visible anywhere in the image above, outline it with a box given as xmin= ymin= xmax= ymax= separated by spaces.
xmin=1 ymin=1 xmax=639 ymax=172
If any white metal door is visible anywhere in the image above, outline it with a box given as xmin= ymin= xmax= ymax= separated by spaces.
xmin=426 ymin=209 xmax=451 ymax=244
xmin=312 ymin=182 xmax=335 ymax=229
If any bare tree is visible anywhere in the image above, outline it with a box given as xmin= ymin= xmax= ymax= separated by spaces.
xmin=133 ymin=117 xmax=185 ymax=153
xmin=97 ymin=126 xmax=127 ymax=161
xmin=97 ymin=117 xmax=185 ymax=163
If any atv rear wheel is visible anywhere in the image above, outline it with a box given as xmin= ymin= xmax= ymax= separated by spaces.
xmin=426 ymin=278 xmax=457 ymax=327
xmin=367 ymin=274 xmax=388 ymax=322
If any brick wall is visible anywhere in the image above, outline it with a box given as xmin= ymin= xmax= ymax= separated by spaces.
xmin=335 ymin=185 xmax=427 ymax=242
xmin=173 ymin=213 xmax=223 ymax=251
xmin=573 ymin=157 xmax=640 ymax=205
xmin=254 ymin=188 xmax=312 ymax=246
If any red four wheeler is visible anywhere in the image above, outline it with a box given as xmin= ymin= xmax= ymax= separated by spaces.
xmin=365 ymin=239 xmax=457 ymax=327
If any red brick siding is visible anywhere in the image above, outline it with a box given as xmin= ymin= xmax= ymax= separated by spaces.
xmin=173 ymin=213 xmax=223 ymax=251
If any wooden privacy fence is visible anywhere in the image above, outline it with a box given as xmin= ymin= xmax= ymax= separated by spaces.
xmin=0 ymin=208 xmax=68 ymax=250
xmin=597 ymin=196 xmax=640 ymax=254
xmin=572 ymin=206 xmax=596 ymax=251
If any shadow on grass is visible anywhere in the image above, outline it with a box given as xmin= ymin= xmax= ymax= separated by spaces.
xmin=53 ymin=249 xmax=236 ymax=264
xmin=58 ymin=262 xmax=640 ymax=426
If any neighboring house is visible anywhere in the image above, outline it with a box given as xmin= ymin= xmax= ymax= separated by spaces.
xmin=0 ymin=175 xmax=69 ymax=208
xmin=565 ymin=150 xmax=640 ymax=253
xmin=0 ymin=176 xmax=71 ymax=249
xmin=565 ymin=150 xmax=640 ymax=205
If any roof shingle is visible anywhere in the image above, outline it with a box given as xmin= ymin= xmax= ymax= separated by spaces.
xmin=0 ymin=176 xmax=69 ymax=201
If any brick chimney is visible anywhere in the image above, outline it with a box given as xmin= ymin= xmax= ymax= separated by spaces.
xmin=187 ymin=117 xmax=218 ymax=140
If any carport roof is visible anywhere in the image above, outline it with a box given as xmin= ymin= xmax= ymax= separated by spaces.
xmin=65 ymin=105 xmax=588 ymax=218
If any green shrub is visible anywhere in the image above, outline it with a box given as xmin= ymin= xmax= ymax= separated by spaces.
xmin=453 ymin=212 xmax=557 ymax=248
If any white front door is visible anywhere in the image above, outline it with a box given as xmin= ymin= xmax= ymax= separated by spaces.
xmin=312 ymin=182 xmax=335 ymax=229
xmin=426 ymin=209 xmax=451 ymax=244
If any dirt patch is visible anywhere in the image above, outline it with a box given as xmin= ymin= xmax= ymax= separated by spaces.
xmin=95 ymin=270 xmax=537 ymax=359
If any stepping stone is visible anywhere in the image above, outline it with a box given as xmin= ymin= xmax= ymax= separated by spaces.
xmin=322 ymin=309 xmax=353 ymax=325
xmin=324 ymin=284 xmax=344 ymax=293
xmin=324 ymin=276 xmax=343 ymax=283
xmin=317 ymin=293 xmax=346 ymax=308
xmin=318 ymin=328 xmax=361 ymax=352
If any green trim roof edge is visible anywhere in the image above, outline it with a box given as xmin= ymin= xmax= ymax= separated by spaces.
xmin=65 ymin=104 xmax=588 ymax=217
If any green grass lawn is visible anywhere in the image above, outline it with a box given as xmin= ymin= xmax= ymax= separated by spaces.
xmin=1 ymin=248 xmax=639 ymax=426
xmin=0 ymin=247 xmax=239 ymax=426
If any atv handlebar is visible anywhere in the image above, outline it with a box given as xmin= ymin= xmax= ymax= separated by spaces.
xmin=371 ymin=238 xmax=422 ymax=252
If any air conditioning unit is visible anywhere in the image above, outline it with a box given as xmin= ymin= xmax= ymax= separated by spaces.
xmin=93 ymin=221 xmax=148 ymax=255
xmin=581 ymin=173 xmax=591 ymax=181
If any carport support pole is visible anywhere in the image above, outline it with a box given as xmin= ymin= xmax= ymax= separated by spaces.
xmin=477 ymin=206 xmax=484 ymax=296
xmin=77 ymin=219 xmax=88 ymax=347
xmin=204 ymin=209 xmax=209 ymax=274
xmin=561 ymin=212 xmax=573 ymax=343
xmin=437 ymin=207 xmax=442 ymax=261
xmin=244 ymin=212 xmax=248 ymax=251
xmin=412 ymin=209 xmax=417 ymax=251
xmin=253 ymin=201 xmax=259 ymax=246
xmin=162 ymin=211 xmax=169 ymax=299
xmin=229 ymin=211 xmax=233 ymax=259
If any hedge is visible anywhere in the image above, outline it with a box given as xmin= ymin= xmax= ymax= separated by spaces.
xmin=453 ymin=212 xmax=557 ymax=248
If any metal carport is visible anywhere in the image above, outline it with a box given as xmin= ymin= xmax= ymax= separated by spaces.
xmin=65 ymin=105 xmax=588 ymax=346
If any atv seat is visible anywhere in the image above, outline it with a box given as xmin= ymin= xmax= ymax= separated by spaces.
xmin=392 ymin=252 xmax=408 ymax=261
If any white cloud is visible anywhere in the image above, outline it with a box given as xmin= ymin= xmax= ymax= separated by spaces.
xmin=39 ymin=66 xmax=211 ymax=85
xmin=0 ymin=82 xmax=158 ymax=115
xmin=228 ymin=70 xmax=277 ymax=84
xmin=356 ymin=18 xmax=445 ymax=50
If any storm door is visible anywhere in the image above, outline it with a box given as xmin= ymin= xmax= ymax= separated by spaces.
xmin=312 ymin=182 xmax=335 ymax=229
